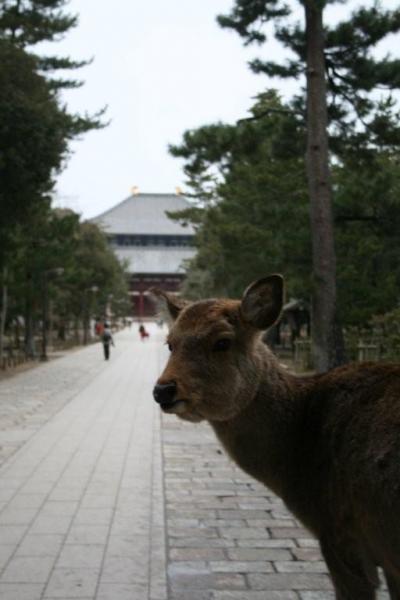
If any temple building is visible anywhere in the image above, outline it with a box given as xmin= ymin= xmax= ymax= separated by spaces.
xmin=92 ymin=191 xmax=196 ymax=318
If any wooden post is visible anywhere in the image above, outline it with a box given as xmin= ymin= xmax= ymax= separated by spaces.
xmin=0 ymin=266 xmax=8 ymax=367
xmin=138 ymin=290 xmax=144 ymax=320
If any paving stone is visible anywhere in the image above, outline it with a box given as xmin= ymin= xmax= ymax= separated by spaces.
xmin=56 ymin=544 xmax=104 ymax=569
xmin=168 ymin=526 xmax=219 ymax=538
xmin=299 ymin=593 xmax=335 ymax=600
xmin=270 ymin=527 xmax=311 ymax=539
xmin=248 ymin=518 xmax=297 ymax=527
xmin=0 ymin=583 xmax=44 ymax=599
xmin=9 ymin=494 xmax=48 ymax=509
xmin=275 ymin=561 xmax=328 ymax=574
xmin=39 ymin=501 xmax=78 ymax=517
xmin=65 ymin=525 xmax=109 ymax=545
xmin=44 ymin=567 xmax=100 ymax=597
xmin=49 ymin=488 xmax=83 ymax=502
xmin=297 ymin=538 xmax=320 ymax=548
xmin=170 ymin=592 xmax=212 ymax=600
xmin=167 ymin=518 xmax=201 ymax=528
xmin=237 ymin=538 xmax=296 ymax=548
xmin=1 ymin=555 xmax=55 ymax=583
xmin=217 ymin=509 xmax=269 ymax=519
xmin=15 ymin=534 xmax=64 ymax=557
xmin=0 ymin=506 xmax=38 ymax=525
xmin=101 ymin=556 xmax=148 ymax=585
xmin=0 ymin=545 xmax=15 ymax=568
xmin=169 ymin=571 xmax=214 ymax=590
xmin=29 ymin=515 xmax=72 ymax=535
xmin=227 ymin=548 xmax=292 ymax=561
xmin=105 ymin=534 xmax=141 ymax=557
xmin=0 ymin=490 xmax=18 ymax=503
xmin=210 ymin=560 xmax=274 ymax=573
xmin=168 ymin=509 xmax=217 ymax=520
xmin=218 ymin=526 xmax=271 ymax=539
xmin=80 ymin=494 xmax=116 ymax=509
xmin=0 ymin=525 xmax=26 ymax=545
xmin=73 ymin=508 xmax=113 ymax=526
xmin=292 ymin=548 xmax=324 ymax=562
xmin=168 ymin=561 xmax=209 ymax=577
xmin=97 ymin=582 xmax=148 ymax=600
xmin=170 ymin=548 xmax=226 ymax=561
xmin=170 ymin=537 xmax=234 ymax=548
xmin=213 ymin=573 xmax=247 ymax=589
xmin=213 ymin=593 xmax=298 ymax=600
xmin=271 ymin=509 xmax=296 ymax=520
xmin=248 ymin=573 xmax=333 ymax=591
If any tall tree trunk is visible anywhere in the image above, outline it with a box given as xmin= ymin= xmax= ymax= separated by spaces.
xmin=74 ymin=317 xmax=80 ymax=343
xmin=40 ymin=273 xmax=49 ymax=361
xmin=48 ymin=298 xmax=53 ymax=351
xmin=304 ymin=1 xmax=343 ymax=372
xmin=0 ymin=266 xmax=8 ymax=365
xmin=25 ymin=277 xmax=36 ymax=358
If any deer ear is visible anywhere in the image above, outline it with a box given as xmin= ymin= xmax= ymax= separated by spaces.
xmin=240 ymin=274 xmax=284 ymax=330
xmin=150 ymin=288 xmax=187 ymax=321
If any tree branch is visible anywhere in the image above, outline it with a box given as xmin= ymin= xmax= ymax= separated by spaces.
xmin=237 ymin=107 xmax=304 ymax=124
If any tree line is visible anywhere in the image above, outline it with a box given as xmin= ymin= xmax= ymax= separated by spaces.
xmin=0 ymin=1 xmax=129 ymax=362
xmin=169 ymin=0 xmax=400 ymax=370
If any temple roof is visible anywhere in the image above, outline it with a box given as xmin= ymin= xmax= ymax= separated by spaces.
xmin=91 ymin=193 xmax=195 ymax=236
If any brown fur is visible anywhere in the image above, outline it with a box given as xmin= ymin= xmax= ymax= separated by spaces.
xmin=152 ymin=276 xmax=400 ymax=599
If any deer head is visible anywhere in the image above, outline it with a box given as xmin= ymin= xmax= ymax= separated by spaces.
xmin=152 ymin=275 xmax=284 ymax=422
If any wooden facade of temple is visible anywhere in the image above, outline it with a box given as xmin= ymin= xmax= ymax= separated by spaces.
xmin=92 ymin=192 xmax=196 ymax=318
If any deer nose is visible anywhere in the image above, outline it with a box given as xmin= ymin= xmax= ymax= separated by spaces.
xmin=153 ymin=382 xmax=177 ymax=406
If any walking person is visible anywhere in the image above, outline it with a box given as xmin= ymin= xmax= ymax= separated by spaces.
xmin=102 ymin=322 xmax=114 ymax=360
xmin=138 ymin=323 xmax=149 ymax=341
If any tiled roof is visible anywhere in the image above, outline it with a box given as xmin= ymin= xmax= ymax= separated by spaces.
xmin=91 ymin=193 xmax=195 ymax=236
xmin=114 ymin=246 xmax=196 ymax=275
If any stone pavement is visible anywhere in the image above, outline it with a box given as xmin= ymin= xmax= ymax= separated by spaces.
xmin=0 ymin=325 xmax=389 ymax=599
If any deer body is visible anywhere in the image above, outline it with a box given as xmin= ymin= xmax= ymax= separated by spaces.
xmin=152 ymin=276 xmax=400 ymax=599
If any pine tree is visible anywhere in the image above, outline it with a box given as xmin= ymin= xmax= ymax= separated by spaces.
xmin=0 ymin=39 xmax=103 ymax=264
xmin=170 ymin=91 xmax=311 ymax=299
xmin=0 ymin=2 xmax=106 ymax=358
xmin=0 ymin=1 xmax=105 ymax=257
xmin=217 ymin=0 xmax=400 ymax=371
xmin=0 ymin=0 xmax=87 ymax=88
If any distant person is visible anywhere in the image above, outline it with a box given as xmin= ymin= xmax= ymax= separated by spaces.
xmin=102 ymin=323 xmax=114 ymax=360
xmin=138 ymin=324 xmax=149 ymax=341
xmin=95 ymin=319 xmax=104 ymax=337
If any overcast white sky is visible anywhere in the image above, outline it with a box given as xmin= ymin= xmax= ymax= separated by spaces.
xmin=51 ymin=0 xmax=400 ymax=220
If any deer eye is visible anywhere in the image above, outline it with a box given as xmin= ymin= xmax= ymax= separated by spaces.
xmin=213 ymin=338 xmax=231 ymax=352
xmin=167 ymin=342 xmax=173 ymax=352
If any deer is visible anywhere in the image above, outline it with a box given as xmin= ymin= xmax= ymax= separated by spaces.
xmin=152 ymin=275 xmax=400 ymax=600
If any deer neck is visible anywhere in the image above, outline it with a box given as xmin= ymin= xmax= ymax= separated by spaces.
xmin=210 ymin=347 xmax=305 ymax=498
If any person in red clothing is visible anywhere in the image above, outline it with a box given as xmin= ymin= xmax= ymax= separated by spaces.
xmin=95 ymin=319 xmax=104 ymax=337
xmin=138 ymin=324 xmax=149 ymax=341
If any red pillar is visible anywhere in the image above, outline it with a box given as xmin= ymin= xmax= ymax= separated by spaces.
xmin=138 ymin=290 xmax=144 ymax=319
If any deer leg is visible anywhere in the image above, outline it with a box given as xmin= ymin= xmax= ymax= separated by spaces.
xmin=330 ymin=573 xmax=376 ymax=600
xmin=320 ymin=538 xmax=378 ymax=600
xmin=384 ymin=571 xmax=400 ymax=600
